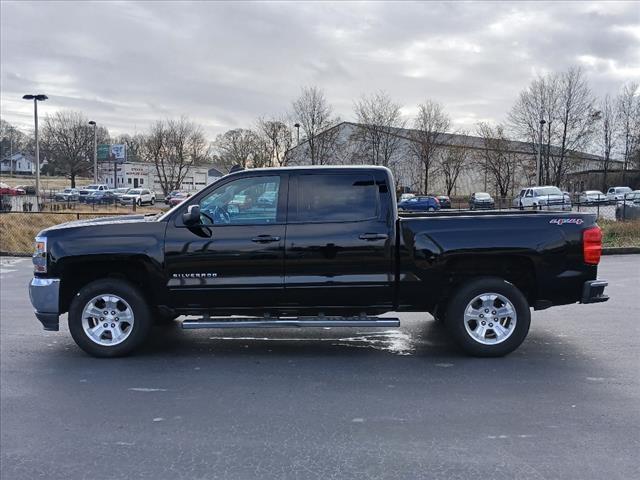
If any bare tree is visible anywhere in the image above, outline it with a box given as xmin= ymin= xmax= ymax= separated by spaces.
xmin=291 ymin=86 xmax=339 ymax=165
xmin=436 ymin=135 xmax=469 ymax=196
xmin=410 ymin=100 xmax=450 ymax=193
xmin=509 ymin=67 xmax=598 ymax=186
xmin=617 ymin=82 xmax=640 ymax=173
xmin=213 ymin=128 xmax=262 ymax=171
xmin=113 ymin=133 xmax=146 ymax=163
xmin=476 ymin=122 xmax=517 ymax=199
xmin=508 ymin=73 xmax=560 ymax=184
xmin=142 ymin=117 xmax=209 ymax=195
xmin=553 ymin=67 xmax=598 ymax=186
xmin=598 ymin=94 xmax=619 ymax=191
xmin=257 ymin=117 xmax=293 ymax=167
xmin=40 ymin=110 xmax=109 ymax=187
xmin=351 ymin=91 xmax=406 ymax=169
xmin=0 ymin=120 xmax=29 ymax=163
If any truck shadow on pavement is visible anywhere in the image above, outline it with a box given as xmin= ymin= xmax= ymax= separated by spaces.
xmin=133 ymin=318 xmax=582 ymax=365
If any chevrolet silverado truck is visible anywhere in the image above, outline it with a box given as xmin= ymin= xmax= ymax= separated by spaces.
xmin=28 ymin=166 xmax=608 ymax=358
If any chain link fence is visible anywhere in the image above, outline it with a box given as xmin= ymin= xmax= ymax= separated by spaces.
xmin=2 ymin=192 xmax=638 ymax=256
xmin=440 ymin=193 xmax=638 ymax=221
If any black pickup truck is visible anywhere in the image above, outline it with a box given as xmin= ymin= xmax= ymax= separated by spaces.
xmin=29 ymin=166 xmax=608 ymax=357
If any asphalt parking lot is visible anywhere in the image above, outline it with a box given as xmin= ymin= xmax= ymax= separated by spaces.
xmin=1 ymin=256 xmax=638 ymax=480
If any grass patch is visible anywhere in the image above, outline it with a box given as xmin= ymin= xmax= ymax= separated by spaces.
xmin=599 ymin=219 xmax=640 ymax=248
xmin=0 ymin=211 xmax=149 ymax=255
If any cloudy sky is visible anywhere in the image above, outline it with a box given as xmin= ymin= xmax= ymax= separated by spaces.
xmin=1 ymin=1 xmax=638 ymax=139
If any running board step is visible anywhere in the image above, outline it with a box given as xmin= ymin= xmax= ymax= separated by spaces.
xmin=181 ymin=316 xmax=400 ymax=329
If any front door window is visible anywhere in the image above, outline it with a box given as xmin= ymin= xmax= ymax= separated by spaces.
xmin=198 ymin=176 xmax=281 ymax=225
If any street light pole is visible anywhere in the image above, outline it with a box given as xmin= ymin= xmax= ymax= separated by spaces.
xmin=88 ymin=121 xmax=97 ymax=183
xmin=294 ymin=123 xmax=300 ymax=145
xmin=536 ymin=119 xmax=546 ymax=186
xmin=23 ymin=94 xmax=47 ymax=202
xmin=8 ymin=126 xmax=13 ymax=176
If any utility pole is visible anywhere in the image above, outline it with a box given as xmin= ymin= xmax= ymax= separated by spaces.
xmin=88 ymin=121 xmax=97 ymax=183
xmin=9 ymin=127 xmax=13 ymax=176
xmin=23 ymin=94 xmax=48 ymax=202
xmin=536 ymin=119 xmax=546 ymax=185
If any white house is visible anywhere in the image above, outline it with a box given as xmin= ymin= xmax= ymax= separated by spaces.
xmin=0 ymin=153 xmax=36 ymax=174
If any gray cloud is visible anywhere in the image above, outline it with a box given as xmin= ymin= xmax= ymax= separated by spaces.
xmin=1 ymin=1 xmax=638 ymax=138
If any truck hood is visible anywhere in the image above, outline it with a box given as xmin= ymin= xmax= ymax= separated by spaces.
xmin=42 ymin=214 xmax=151 ymax=233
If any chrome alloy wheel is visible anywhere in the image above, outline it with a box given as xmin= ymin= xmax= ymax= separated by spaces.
xmin=463 ymin=292 xmax=517 ymax=345
xmin=81 ymin=294 xmax=135 ymax=346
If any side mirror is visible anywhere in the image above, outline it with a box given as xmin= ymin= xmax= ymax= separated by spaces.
xmin=182 ymin=204 xmax=200 ymax=225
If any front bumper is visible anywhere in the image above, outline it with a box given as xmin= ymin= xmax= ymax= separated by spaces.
xmin=581 ymin=280 xmax=609 ymax=304
xmin=28 ymin=278 xmax=61 ymax=331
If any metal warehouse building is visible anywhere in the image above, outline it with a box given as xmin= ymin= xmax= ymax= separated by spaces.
xmin=286 ymin=122 xmax=617 ymax=196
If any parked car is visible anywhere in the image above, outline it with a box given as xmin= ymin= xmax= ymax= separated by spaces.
xmin=437 ymin=195 xmax=451 ymax=209
xmin=16 ymin=185 xmax=36 ymax=195
xmin=164 ymin=190 xmax=181 ymax=205
xmin=120 ymin=188 xmax=155 ymax=206
xmin=28 ymin=166 xmax=608 ymax=359
xmin=54 ymin=188 xmax=80 ymax=202
xmin=78 ymin=184 xmax=109 ymax=202
xmin=578 ymin=190 xmax=607 ymax=204
xmin=513 ymin=186 xmax=572 ymax=211
xmin=615 ymin=190 xmax=640 ymax=220
xmin=398 ymin=195 xmax=440 ymax=212
xmin=85 ymin=190 xmax=118 ymax=205
xmin=606 ymin=186 xmax=632 ymax=203
xmin=168 ymin=191 xmax=191 ymax=207
xmin=469 ymin=192 xmax=494 ymax=210
xmin=111 ymin=188 xmax=131 ymax=201
xmin=0 ymin=182 xmax=24 ymax=196
xmin=399 ymin=193 xmax=416 ymax=202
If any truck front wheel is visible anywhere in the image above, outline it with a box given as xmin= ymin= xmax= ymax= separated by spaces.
xmin=445 ymin=277 xmax=530 ymax=357
xmin=68 ymin=279 xmax=152 ymax=357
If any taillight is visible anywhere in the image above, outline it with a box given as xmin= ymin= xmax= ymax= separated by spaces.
xmin=434 ymin=197 xmax=440 ymax=204
xmin=583 ymin=226 xmax=602 ymax=265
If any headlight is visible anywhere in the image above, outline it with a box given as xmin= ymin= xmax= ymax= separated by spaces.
xmin=33 ymin=236 xmax=47 ymax=273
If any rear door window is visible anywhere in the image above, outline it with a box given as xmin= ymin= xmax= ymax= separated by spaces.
xmin=292 ymin=173 xmax=378 ymax=223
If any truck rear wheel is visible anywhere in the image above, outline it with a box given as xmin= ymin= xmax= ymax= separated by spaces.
xmin=444 ymin=277 xmax=530 ymax=357
xmin=68 ymin=279 xmax=152 ymax=357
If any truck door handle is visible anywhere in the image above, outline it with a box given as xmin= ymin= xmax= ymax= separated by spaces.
xmin=251 ymin=235 xmax=281 ymax=243
xmin=359 ymin=233 xmax=388 ymax=241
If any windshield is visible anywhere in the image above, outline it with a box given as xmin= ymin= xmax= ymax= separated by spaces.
xmin=535 ymin=187 xmax=562 ymax=196
xmin=128 ymin=189 xmax=142 ymax=194
xmin=475 ymin=193 xmax=491 ymax=199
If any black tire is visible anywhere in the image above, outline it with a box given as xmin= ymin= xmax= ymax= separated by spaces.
xmin=444 ymin=277 xmax=530 ymax=357
xmin=150 ymin=198 xmax=155 ymax=205
xmin=68 ymin=279 xmax=152 ymax=357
